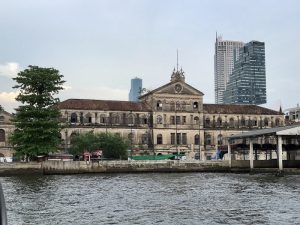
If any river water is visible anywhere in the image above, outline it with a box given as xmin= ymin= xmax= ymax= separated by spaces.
xmin=1 ymin=173 xmax=300 ymax=225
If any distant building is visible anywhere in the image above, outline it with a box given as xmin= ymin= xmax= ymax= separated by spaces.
xmin=224 ymin=41 xmax=267 ymax=105
xmin=129 ymin=77 xmax=142 ymax=102
xmin=284 ymin=104 xmax=300 ymax=123
xmin=214 ymin=35 xmax=244 ymax=104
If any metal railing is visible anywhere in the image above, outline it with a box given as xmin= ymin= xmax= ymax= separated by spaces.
xmin=0 ymin=182 xmax=7 ymax=225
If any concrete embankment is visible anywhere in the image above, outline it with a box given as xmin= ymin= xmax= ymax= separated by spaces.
xmin=0 ymin=162 xmax=42 ymax=175
xmin=42 ymin=160 xmax=231 ymax=174
xmin=1 ymin=160 xmax=300 ymax=175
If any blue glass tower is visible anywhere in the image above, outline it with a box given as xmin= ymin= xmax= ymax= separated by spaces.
xmin=129 ymin=77 xmax=142 ymax=102
xmin=224 ymin=41 xmax=266 ymax=105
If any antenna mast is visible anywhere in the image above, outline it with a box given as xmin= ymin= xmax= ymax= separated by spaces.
xmin=176 ymin=49 xmax=179 ymax=71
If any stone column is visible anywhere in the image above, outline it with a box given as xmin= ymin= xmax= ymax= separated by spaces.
xmin=227 ymin=141 xmax=231 ymax=168
xmin=201 ymin=146 xmax=205 ymax=161
xmin=249 ymin=139 xmax=254 ymax=170
xmin=277 ymin=135 xmax=283 ymax=171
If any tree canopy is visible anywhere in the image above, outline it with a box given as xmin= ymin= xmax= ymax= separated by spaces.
xmin=9 ymin=65 xmax=65 ymax=160
xmin=70 ymin=132 xmax=129 ymax=160
xmin=99 ymin=133 xmax=129 ymax=159
xmin=69 ymin=132 xmax=102 ymax=156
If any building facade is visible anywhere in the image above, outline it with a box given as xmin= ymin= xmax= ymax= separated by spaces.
xmin=214 ymin=35 xmax=244 ymax=104
xmin=129 ymin=77 xmax=142 ymax=102
xmin=0 ymin=110 xmax=14 ymax=161
xmin=224 ymin=41 xmax=267 ymax=105
xmin=57 ymin=67 xmax=283 ymax=160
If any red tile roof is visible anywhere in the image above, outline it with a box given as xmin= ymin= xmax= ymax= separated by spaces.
xmin=203 ymin=104 xmax=282 ymax=115
xmin=57 ymin=99 xmax=151 ymax=112
xmin=57 ymin=99 xmax=282 ymax=116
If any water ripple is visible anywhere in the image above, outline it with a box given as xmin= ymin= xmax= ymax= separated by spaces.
xmin=1 ymin=173 xmax=300 ymax=225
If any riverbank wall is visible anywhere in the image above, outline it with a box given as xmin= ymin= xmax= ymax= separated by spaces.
xmin=0 ymin=160 xmax=300 ymax=175
xmin=0 ymin=162 xmax=42 ymax=175
xmin=42 ymin=160 xmax=231 ymax=175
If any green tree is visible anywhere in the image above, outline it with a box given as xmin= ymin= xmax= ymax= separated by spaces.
xmin=99 ymin=133 xmax=129 ymax=159
xmin=69 ymin=132 xmax=102 ymax=156
xmin=70 ymin=132 xmax=129 ymax=160
xmin=9 ymin=65 xmax=65 ymax=160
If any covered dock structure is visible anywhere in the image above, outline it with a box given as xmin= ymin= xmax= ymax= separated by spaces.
xmin=227 ymin=124 xmax=300 ymax=173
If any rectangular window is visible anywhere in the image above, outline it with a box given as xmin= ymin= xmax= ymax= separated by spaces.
xmin=171 ymin=133 xmax=175 ymax=145
xmin=182 ymin=116 xmax=186 ymax=124
xmin=170 ymin=116 xmax=175 ymax=125
xmin=176 ymin=116 xmax=180 ymax=125
xmin=182 ymin=133 xmax=187 ymax=144
xmin=176 ymin=133 xmax=181 ymax=145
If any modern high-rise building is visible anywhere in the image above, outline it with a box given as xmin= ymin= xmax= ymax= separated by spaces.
xmin=214 ymin=35 xmax=244 ymax=104
xmin=129 ymin=77 xmax=142 ymax=102
xmin=224 ymin=41 xmax=266 ymax=105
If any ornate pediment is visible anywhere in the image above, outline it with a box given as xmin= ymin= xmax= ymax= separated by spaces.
xmin=139 ymin=67 xmax=204 ymax=101
xmin=154 ymin=81 xmax=203 ymax=96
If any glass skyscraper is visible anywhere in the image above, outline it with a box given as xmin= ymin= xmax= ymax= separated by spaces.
xmin=129 ymin=77 xmax=142 ymax=102
xmin=214 ymin=35 xmax=244 ymax=104
xmin=224 ymin=41 xmax=266 ymax=105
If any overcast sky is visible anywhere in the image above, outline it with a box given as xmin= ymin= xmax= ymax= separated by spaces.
xmin=0 ymin=0 xmax=299 ymax=113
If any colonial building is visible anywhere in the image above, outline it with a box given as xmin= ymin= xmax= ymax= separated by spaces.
xmin=0 ymin=110 xmax=14 ymax=161
xmin=57 ymin=68 xmax=284 ymax=159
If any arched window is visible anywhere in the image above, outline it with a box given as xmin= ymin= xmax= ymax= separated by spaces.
xmin=217 ymin=134 xmax=223 ymax=145
xmin=194 ymin=134 xmax=200 ymax=145
xmin=157 ymin=115 xmax=163 ymax=124
xmin=85 ymin=113 xmax=92 ymax=123
xmin=0 ymin=129 xmax=5 ymax=142
xmin=79 ymin=112 xmax=83 ymax=124
xmin=229 ymin=118 xmax=234 ymax=128
xmin=241 ymin=117 xmax=246 ymax=126
xmin=128 ymin=132 xmax=134 ymax=142
xmin=157 ymin=134 xmax=163 ymax=144
xmin=247 ymin=117 xmax=252 ymax=127
xmin=193 ymin=102 xmax=198 ymax=110
xmin=157 ymin=101 xmax=162 ymax=110
xmin=264 ymin=118 xmax=269 ymax=127
xmin=217 ymin=117 xmax=222 ymax=127
xmin=205 ymin=134 xmax=211 ymax=145
xmin=70 ymin=132 xmax=79 ymax=144
xmin=111 ymin=114 xmax=120 ymax=124
xmin=275 ymin=118 xmax=280 ymax=126
xmin=141 ymin=133 xmax=148 ymax=144
xmin=253 ymin=117 xmax=257 ymax=126
xmin=128 ymin=114 xmax=134 ymax=125
xmin=70 ymin=113 xmax=77 ymax=123
xmin=194 ymin=116 xmax=200 ymax=124
xmin=139 ymin=114 xmax=148 ymax=125
xmin=100 ymin=114 xmax=106 ymax=124
xmin=205 ymin=118 xmax=210 ymax=127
